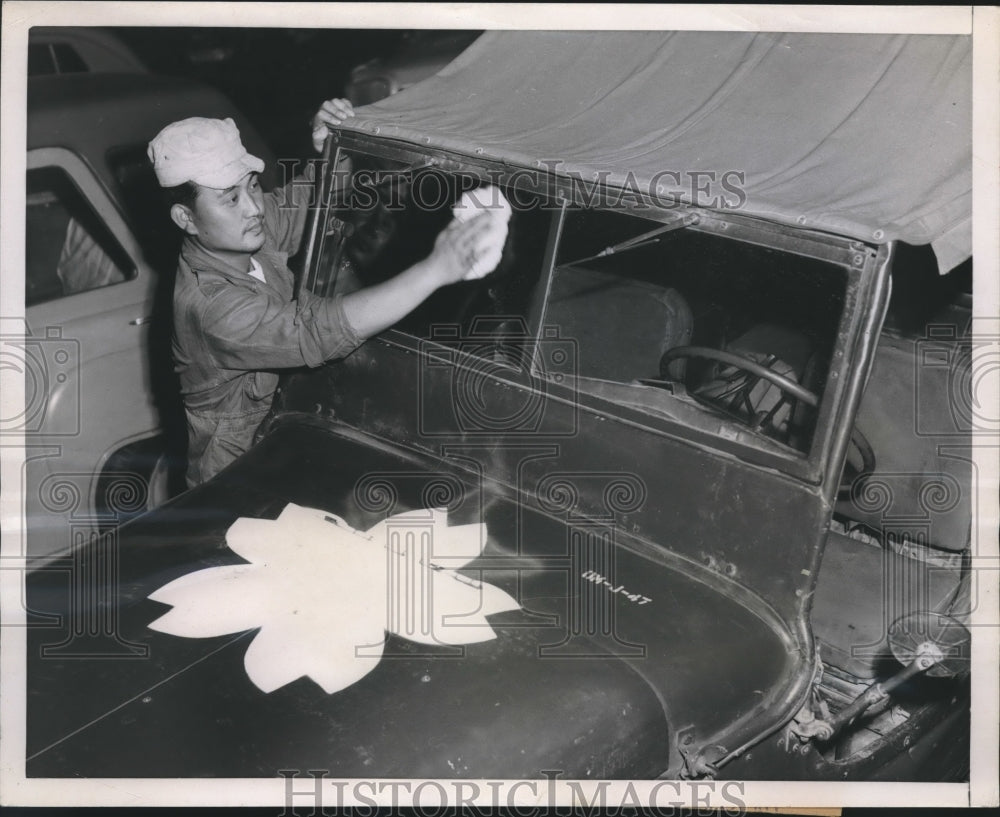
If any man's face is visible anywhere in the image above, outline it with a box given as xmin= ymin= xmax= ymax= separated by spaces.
xmin=182 ymin=173 xmax=265 ymax=255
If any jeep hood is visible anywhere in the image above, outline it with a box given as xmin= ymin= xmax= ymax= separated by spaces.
xmin=343 ymin=31 xmax=971 ymax=271
xmin=26 ymin=422 xmax=803 ymax=778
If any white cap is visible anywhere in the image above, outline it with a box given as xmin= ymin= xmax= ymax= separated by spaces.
xmin=148 ymin=117 xmax=264 ymax=189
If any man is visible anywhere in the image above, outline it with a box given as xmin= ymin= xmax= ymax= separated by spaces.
xmin=149 ymin=98 xmax=497 ymax=486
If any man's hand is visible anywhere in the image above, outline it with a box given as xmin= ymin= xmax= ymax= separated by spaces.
xmin=311 ymin=98 xmax=355 ymax=153
xmin=339 ymin=212 xmax=505 ymax=340
xmin=426 ymin=213 xmax=501 ymax=287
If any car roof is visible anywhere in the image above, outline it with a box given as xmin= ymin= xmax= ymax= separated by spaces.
xmin=344 ymin=31 xmax=971 ymax=271
xmin=28 ymin=72 xmax=273 ymax=194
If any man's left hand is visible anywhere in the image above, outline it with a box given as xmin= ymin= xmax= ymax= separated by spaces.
xmin=311 ymin=98 xmax=355 ymax=153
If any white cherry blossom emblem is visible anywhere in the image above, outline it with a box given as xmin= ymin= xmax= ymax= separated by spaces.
xmin=148 ymin=503 xmax=519 ymax=693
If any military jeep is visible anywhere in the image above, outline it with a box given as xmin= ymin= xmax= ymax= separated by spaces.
xmin=25 ymin=31 xmax=975 ymax=783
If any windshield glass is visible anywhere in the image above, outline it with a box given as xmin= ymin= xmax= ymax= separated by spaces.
xmin=313 ymin=152 xmax=552 ymax=338
xmin=547 ymin=208 xmax=848 ymax=453
xmin=310 ymin=152 xmax=850 ymax=455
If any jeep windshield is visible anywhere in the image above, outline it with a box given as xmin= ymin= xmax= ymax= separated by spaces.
xmin=304 ymin=152 xmax=853 ymax=464
xmin=546 ymin=206 xmax=847 ymax=453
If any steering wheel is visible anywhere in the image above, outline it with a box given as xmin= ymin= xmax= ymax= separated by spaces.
xmin=661 ymin=345 xmax=819 ymax=407
xmin=839 ymin=426 xmax=877 ymax=498
xmin=660 ymin=346 xmax=875 ymax=492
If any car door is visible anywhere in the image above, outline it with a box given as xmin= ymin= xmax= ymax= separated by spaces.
xmin=22 ymin=146 xmax=161 ymax=559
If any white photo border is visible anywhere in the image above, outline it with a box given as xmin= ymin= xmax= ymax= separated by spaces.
xmin=1 ymin=2 xmax=996 ymax=809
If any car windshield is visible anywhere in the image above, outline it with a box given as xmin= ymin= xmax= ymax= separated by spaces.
xmin=547 ymin=208 xmax=848 ymax=452
xmin=312 ymin=151 xmax=850 ymax=455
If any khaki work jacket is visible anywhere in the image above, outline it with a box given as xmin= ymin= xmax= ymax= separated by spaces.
xmin=172 ymin=177 xmax=362 ymax=486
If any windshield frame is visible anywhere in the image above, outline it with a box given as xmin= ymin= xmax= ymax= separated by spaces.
xmin=307 ymin=131 xmax=892 ymax=490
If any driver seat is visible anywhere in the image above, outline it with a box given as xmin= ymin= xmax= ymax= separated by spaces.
xmin=686 ymin=323 xmax=815 ymax=438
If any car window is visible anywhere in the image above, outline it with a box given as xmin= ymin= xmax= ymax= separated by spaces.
xmin=318 ymin=154 xmax=550 ymax=338
xmin=28 ymin=42 xmax=88 ymax=75
xmin=28 ymin=43 xmax=57 ymax=76
xmin=26 ymin=165 xmax=135 ymax=306
xmin=546 ymin=207 xmax=849 ymax=454
xmin=52 ymin=42 xmax=88 ymax=73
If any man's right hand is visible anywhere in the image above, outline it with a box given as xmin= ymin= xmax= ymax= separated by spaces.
xmin=339 ymin=201 xmax=507 ymax=341
xmin=427 ymin=213 xmax=503 ymax=287
xmin=311 ymin=98 xmax=355 ymax=153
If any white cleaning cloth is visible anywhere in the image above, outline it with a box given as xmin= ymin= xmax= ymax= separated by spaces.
xmin=452 ymin=185 xmax=512 ymax=280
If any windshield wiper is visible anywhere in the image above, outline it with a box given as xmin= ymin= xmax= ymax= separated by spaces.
xmin=563 ymin=212 xmax=700 ymax=267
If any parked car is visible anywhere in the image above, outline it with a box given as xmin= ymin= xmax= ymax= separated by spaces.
xmin=25 ymin=31 xmax=975 ymax=786
xmin=28 ymin=27 xmax=146 ymax=76
xmin=20 ymin=68 xmax=274 ymax=560
xmin=344 ymin=29 xmax=481 ymax=105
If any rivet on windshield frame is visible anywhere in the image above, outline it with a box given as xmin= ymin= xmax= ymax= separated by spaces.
xmin=373 ymin=127 xmax=381 ymax=135
xmin=475 ymin=148 xmax=484 ymax=155
xmin=796 ymin=216 xmax=807 ymax=224
xmin=873 ymin=229 xmax=885 ymax=240
xmin=853 ymin=254 xmax=864 ymax=266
